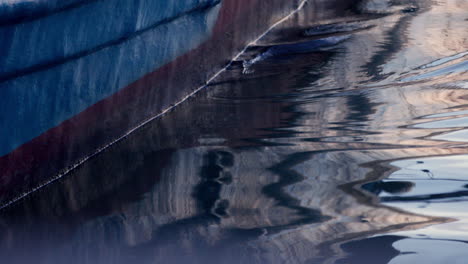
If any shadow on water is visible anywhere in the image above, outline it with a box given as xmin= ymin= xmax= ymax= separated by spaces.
xmin=1 ymin=0 xmax=468 ymax=263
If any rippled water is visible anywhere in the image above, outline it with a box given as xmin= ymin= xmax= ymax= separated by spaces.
xmin=1 ymin=0 xmax=467 ymax=263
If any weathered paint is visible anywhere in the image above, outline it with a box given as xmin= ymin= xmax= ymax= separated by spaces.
xmin=0 ymin=0 xmax=302 ymax=204
xmin=0 ymin=2 xmax=222 ymax=156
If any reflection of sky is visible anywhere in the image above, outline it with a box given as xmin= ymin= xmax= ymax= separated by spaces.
xmin=380 ymin=155 xmax=468 ymax=263
xmin=433 ymin=129 xmax=468 ymax=142
xmin=389 ymin=238 xmax=468 ymax=264
xmin=426 ymin=110 xmax=468 ymax=119
xmin=415 ymin=108 xmax=468 ymax=142
xmin=391 ymin=155 xmax=468 ymax=180
xmin=420 ymin=52 xmax=468 ymax=69
xmin=402 ymin=61 xmax=468 ymax=82
xmin=386 ymin=155 xmax=468 ymax=216
xmin=415 ymin=116 xmax=468 ymax=128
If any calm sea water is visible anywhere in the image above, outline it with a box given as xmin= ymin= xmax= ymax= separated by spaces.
xmin=1 ymin=0 xmax=467 ymax=263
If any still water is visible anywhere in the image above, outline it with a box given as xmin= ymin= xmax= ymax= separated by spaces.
xmin=1 ymin=0 xmax=467 ymax=263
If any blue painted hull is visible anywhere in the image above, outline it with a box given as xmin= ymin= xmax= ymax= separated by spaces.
xmin=0 ymin=0 xmax=301 ymax=204
xmin=0 ymin=0 xmax=222 ymax=156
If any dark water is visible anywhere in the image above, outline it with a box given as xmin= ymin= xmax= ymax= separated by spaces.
xmin=1 ymin=0 xmax=467 ymax=263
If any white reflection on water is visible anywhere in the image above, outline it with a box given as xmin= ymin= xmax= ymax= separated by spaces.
xmin=375 ymin=155 xmax=468 ymax=263
xmin=389 ymin=239 xmax=468 ymax=264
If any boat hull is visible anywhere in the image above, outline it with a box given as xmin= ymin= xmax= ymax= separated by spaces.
xmin=0 ymin=0 xmax=301 ymax=205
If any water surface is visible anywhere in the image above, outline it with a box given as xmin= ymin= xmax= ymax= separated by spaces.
xmin=1 ymin=0 xmax=467 ymax=263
